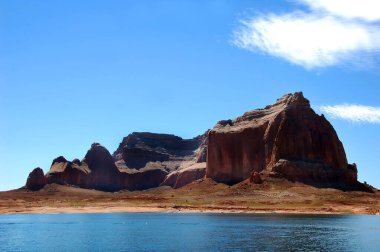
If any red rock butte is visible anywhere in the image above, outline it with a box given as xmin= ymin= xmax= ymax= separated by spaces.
xmin=25 ymin=92 xmax=372 ymax=192
xmin=206 ymin=92 xmax=362 ymax=190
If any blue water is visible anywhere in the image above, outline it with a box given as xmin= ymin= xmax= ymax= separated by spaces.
xmin=0 ymin=213 xmax=379 ymax=251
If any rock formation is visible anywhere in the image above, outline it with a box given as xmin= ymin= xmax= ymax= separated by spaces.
xmin=46 ymin=156 xmax=90 ymax=188
xmin=206 ymin=92 xmax=364 ymax=191
xmin=161 ymin=163 xmax=206 ymax=189
xmin=27 ymin=133 xmax=206 ymax=191
xmin=113 ymin=132 xmax=204 ymax=170
xmin=44 ymin=143 xmax=171 ymax=191
xmin=26 ymin=168 xmax=46 ymax=191
xmin=25 ymin=92 xmax=371 ymax=192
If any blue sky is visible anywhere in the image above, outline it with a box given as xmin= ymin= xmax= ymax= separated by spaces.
xmin=1 ymin=0 xmax=380 ymax=191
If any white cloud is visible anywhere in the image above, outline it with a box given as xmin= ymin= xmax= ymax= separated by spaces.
xmin=298 ymin=0 xmax=380 ymax=22
xmin=320 ymin=104 xmax=380 ymax=123
xmin=233 ymin=1 xmax=380 ymax=69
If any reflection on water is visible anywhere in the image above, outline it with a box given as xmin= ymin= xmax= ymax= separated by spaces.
xmin=0 ymin=213 xmax=379 ymax=251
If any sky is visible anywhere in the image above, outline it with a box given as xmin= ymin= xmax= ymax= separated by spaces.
xmin=1 ymin=0 xmax=380 ymax=191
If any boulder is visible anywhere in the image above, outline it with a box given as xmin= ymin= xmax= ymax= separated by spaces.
xmin=206 ymin=92 xmax=360 ymax=190
xmin=26 ymin=167 xmax=46 ymax=191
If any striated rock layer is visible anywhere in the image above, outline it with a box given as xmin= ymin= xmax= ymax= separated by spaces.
xmin=206 ymin=92 xmax=364 ymax=191
xmin=113 ymin=132 xmax=205 ymax=170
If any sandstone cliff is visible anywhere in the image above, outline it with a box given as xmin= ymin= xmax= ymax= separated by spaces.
xmin=206 ymin=92 xmax=362 ymax=190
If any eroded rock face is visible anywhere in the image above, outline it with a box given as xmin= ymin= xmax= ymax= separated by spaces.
xmin=45 ymin=143 xmax=169 ymax=191
xmin=161 ymin=163 xmax=206 ymax=189
xmin=206 ymin=92 xmax=360 ymax=190
xmin=83 ymin=143 xmax=123 ymax=191
xmin=113 ymin=132 xmax=204 ymax=171
xmin=46 ymin=156 xmax=90 ymax=187
xmin=271 ymin=159 xmax=357 ymax=188
xmin=26 ymin=167 xmax=46 ymax=191
xmin=121 ymin=167 xmax=168 ymax=191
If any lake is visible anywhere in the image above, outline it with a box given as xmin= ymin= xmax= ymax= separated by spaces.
xmin=0 ymin=213 xmax=379 ymax=251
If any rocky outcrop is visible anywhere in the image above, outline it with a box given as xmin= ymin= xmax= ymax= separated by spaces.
xmin=26 ymin=168 xmax=46 ymax=191
xmin=46 ymin=144 xmax=168 ymax=191
xmin=271 ymin=159 xmax=358 ymax=189
xmin=161 ymin=163 xmax=206 ymax=188
xmin=113 ymin=132 xmax=207 ymax=172
xmin=206 ymin=92 xmax=362 ymax=190
xmin=24 ymin=92 xmax=371 ymax=192
xmin=83 ymin=143 xmax=123 ymax=191
xmin=46 ymin=156 xmax=90 ymax=187
xmin=46 ymin=144 xmax=121 ymax=191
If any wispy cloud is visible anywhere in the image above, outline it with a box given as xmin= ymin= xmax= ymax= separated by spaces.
xmin=320 ymin=104 xmax=380 ymax=123
xmin=298 ymin=0 xmax=380 ymax=22
xmin=233 ymin=0 xmax=380 ymax=69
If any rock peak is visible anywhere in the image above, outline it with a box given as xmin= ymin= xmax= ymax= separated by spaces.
xmin=51 ymin=156 xmax=67 ymax=165
xmin=267 ymin=92 xmax=310 ymax=109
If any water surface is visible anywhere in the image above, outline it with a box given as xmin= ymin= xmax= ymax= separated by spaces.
xmin=0 ymin=213 xmax=379 ymax=251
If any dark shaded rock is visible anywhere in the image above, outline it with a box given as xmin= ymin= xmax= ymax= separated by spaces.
xmin=271 ymin=159 xmax=350 ymax=185
xmin=51 ymin=156 xmax=67 ymax=165
xmin=26 ymin=167 xmax=46 ymax=191
xmin=72 ymin=159 xmax=81 ymax=166
xmin=122 ymin=148 xmax=170 ymax=169
xmin=250 ymin=171 xmax=262 ymax=184
xmin=206 ymin=92 xmax=361 ymax=190
xmin=82 ymin=143 xmax=122 ymax=191
xmin=271 ymin=159 xmax=371 ymax=191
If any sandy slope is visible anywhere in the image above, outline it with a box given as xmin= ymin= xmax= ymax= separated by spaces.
xmin=1 ymin=178 xmax=379 ymax=215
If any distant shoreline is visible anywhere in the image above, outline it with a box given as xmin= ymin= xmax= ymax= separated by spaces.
xmin=1 ymin=182 xmax=379 ymax=216
xmin=0 ymin=206 xmax=372 ymax=215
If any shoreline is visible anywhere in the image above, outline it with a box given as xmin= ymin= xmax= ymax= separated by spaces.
xmin=1 ymin=182 xmax=379 ymax=216
xmin=1 ymin=205 xmax=379 ymax=215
